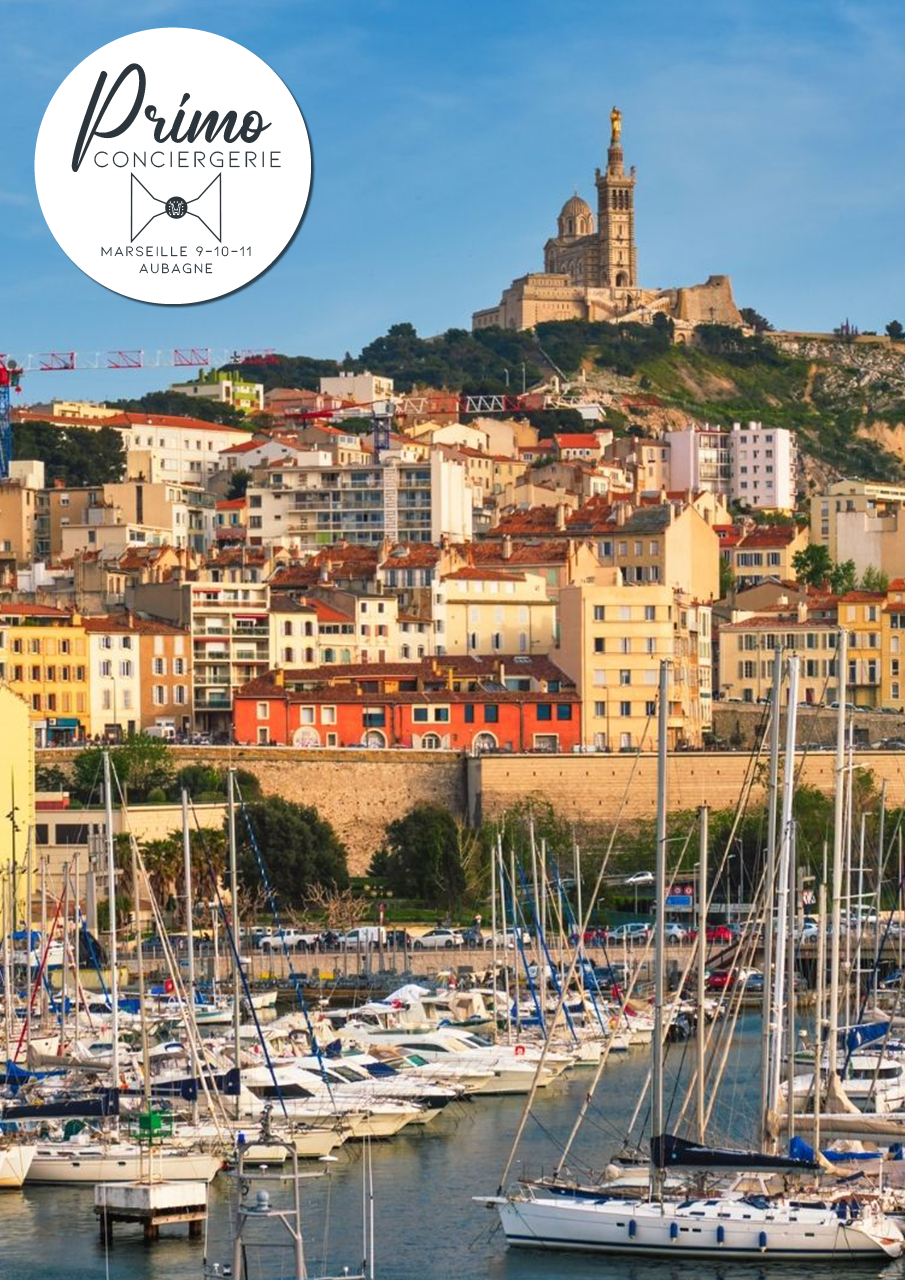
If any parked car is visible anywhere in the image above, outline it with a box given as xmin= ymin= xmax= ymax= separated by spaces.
xmin=339 ymin=927 xmax=387 ymax=950
xmin=481 ymin=928 xmax=529 ymax=949
xmin=412 ymin=928 xmax=464 ymax=951
xmin=706 ymin=969 xmax=735 ymax=992
xmin=705 ymin=924 xmax=735 ymax=945
xmin=624 ymin=871 xmax=654 ymax=886
xmin=606 ymin=922 xmax=651 ymax=945
xmin=258 ymin=929 xmax=321 ymax=953
xmin=664 ymin=923 xmax=689 ymax=945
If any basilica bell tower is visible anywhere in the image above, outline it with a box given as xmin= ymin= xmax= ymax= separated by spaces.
xmin=595 ymin=106 xmax=638 ymax=290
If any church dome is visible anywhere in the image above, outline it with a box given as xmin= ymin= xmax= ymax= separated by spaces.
xmin=557 ymin=194 xmax=594 ymax=238
xmin=560 ymin=194 xmax=591 ymax=218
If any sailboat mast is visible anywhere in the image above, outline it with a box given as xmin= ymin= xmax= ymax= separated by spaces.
xmin=24 ymin=827 xmax=32 ymax=1062
xmin=827 ymin=628 xmax=848 ymax=1080
xmin=760 ymin=645 xmax=782 ymax=1149
xmin=768 ymin=653 xmax=798 ymax=1148
xmin=228 ymin=766 xmax=241 ymax=1120
xmin=181 ymin=786 xmax=200 ymax=1122
xmin=651 ymin=659 xmax=669 ymax=1193
xmin=103 ymin=749 xmax=121 ymax=1115
xmin=696 ymin=804 xmax=708 ymax=1143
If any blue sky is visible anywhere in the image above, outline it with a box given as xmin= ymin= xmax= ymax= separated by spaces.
xmin=2 ymin=0 xmax=905 ymax=402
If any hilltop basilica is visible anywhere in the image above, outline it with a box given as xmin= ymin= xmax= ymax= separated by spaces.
xmin=472 ymin=108 xmax=743 ymax=335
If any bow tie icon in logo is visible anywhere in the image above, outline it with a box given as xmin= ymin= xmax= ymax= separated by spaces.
xmin=130 ymin=174 xmax=222 ymax=243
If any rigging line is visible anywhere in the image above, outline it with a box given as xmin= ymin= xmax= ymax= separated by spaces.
xmin=110 ymin=773 xmax=228 ymax=1136
xmin=678 ymin=852 xmax=768 ymax=1133
xmin=233 ymin=779 xmax=337 ymax=1106
xmin=556 ymin=822 xmax=702 ymax=1177
xmin=496 ymin=705 xmax=655 ymax=1193
xmin=513 ymin=858 xmax=576 ymax=1039
xmin=185 ymin=795 xmax=290 ymax=1121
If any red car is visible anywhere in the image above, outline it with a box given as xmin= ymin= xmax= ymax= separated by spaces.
xmin=706 ymin=969 xmax=734 ymax=991
xmin=706 ymin=925 xmax=735 ymax=944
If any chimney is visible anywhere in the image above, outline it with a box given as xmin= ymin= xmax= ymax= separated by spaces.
xmin=659 ymin=486 xmax=668 ymax=504
xmin=797 ymin=601 xmax=808 ymax=623
xmin=274 ymin=668 xmax=285 ymax=687
xmin=502 ymin=534 xmax=513 ymax=560
xmin=555 ymin=503 xmax=567 ymax=532
xmin=615 ymin=502 xmax=627 ymax=527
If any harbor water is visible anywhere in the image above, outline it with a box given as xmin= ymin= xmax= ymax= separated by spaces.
xmin=0 ymin=1015 xmax=871 ymax=1280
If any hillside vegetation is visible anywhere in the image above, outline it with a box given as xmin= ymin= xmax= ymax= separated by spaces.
xmin=220 ymin=319 xmax=905 ymax=484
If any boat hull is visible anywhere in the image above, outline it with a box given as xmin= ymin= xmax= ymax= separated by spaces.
xmin=494 ymin=1195 xmax=903 ymax=1260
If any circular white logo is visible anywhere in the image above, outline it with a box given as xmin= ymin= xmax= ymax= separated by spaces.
xmin=34 ymin=28 xmax=312 ymax=305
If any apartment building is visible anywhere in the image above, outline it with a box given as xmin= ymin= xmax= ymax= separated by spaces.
xmin=838 ymin=590 xmax=885 ymax=708
xmin=882 ymin=580 xmax=905 ymax=709
xmin=83 ymin=616 xmax=141 ymax=739
xmin=811 ymin=480 xmax=905 ymax=579
xmin=269 ymin=591 xmax=402 ymax=668
xmin=319 ymin=371 xmax=394 ymax=404
xmin=234 ymin=655 xmax=581 ymax=752
xmin=553 ymin=574 xmax=712 ymax=751
xmin=667 ymin=422 xmax=797 ymax=512
xmin=15 ymin=409 xmax=253 ymax=485
xmin=718 ymin=607 xmax=839 ymax=704
xmin=730 ymin=524 xmax=810 ymax=588
xmin=0 ymin=461 xmax=45 ymax=567
xmin=246 ymin=447 xmax=473 ymax=550
xmin=215 ymin=497 xmax=248 ymax=545
xmin=169 ymin=369 xmax=264 ymax=414
xmin=0 ymin=685 xmax=34 ymax=915
xmin=139 ymin=623 xmax=192 ymax=738
xmin=129 ymin=577 xmax=270 ymax=739
xmin=609 ymin=437 xmax=671 ymax=493
xmin=0 ymin=604 xmax=90 ymax=744
xmin=433 ymin=567 xmax=557 ymax=657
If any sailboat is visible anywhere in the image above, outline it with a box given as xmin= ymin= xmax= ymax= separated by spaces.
xmin=479 ymin=655 xmax=905 ymax=1261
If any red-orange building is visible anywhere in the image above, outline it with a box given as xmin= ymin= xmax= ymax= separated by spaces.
xmin=233 ymin=655 xmax=581 ymax=752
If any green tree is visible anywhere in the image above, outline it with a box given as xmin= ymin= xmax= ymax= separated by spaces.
xmin=739 ymin=307 xmax=774 ymax=333
xmin=72 ymin=734 xmax=173 ymax=805
xmin=886 ymin=320 xmax=904 ymax=341
xmin=225 ymin=469 xmax=250 ymax=499
xmin=792 ymin=543 xmax=833 ymax=588
xmin=719 ymin=557 xmax=736 ymax=598
xmin=861 ymin=565 xmax=889 ymax=592
xmin=380 ymin=803 xmax=471 ymax=910
xmin=14 ymin=422 xmax=125 ymax=486
xmin=829 ymin=558 xmax=857 ymax=595
xmin=237 ymin=796 xmax=348 ymax=908
xmin=110 ymin=389 xmax=246 ymax=426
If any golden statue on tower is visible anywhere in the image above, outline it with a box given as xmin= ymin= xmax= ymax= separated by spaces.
xmin=610 ymin=105 xmax=622 ymax=144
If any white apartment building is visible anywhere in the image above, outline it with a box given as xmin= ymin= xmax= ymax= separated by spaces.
xmin=319 ymin=371 xmax=394 ymax=404
xmin=118 ymin=413 xmax=253 ymax=484
xmin=84 ymin=620 xmax=141 ymax=740
xmin=246 ymin=447 xmax=473 ymax=550
xmin=667 ymin=421 xmax=797 ymax=511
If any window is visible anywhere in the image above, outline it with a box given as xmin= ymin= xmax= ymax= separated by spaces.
xmin=644 ymin=605 xmax=655 ymax=621
xmin=100 ymin=660 xmax=111 ymax=677
xmin=120 ymin=660 xmax=132 ymax=678
xmin=536 ymin=704 xmax=552 ymax=721
xmin=300 ymin=706 xmax=315 ymax=725
xmin=434 ymin=707 xmax=450 ymax=722
xmin=619 ymin=669 xmax=630 ymax=685
xmin=321 ymin=706 xmax=336 ymax=725
xmin=594 ymin=701 xmax=605 ymax=716
xmin=594 ymin=637 xmax=605 ymax=653
xmin=619 ymin=701 xmax=631 ymax=717
xmin=153 ymin=657 xmax=166 ymax=676
xmin=413 ymin=707 xmax=429 ymax=722
xmin=556 ymin=704 xmax=572 ymax=720
xmin=593 ymin=605 xmax=605 ymax=621
xmin=484 ymin=704 xmax=499 ymax=723
xmin=620 ymin=638 xmax=631 ymax=654
xmin=175 ymin=686 xmax=187 ymax=704
xmin=646 ymin=700 xmax=656 ymax=716
xmin=464 ymin=704 xmax=475 ymax=723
